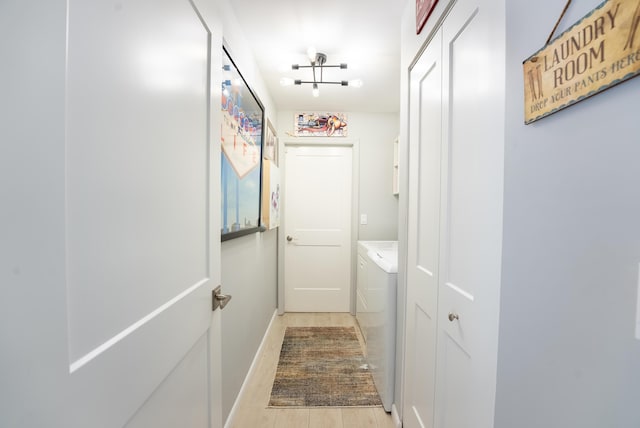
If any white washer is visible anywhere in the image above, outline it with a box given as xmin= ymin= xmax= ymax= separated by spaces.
xmin=356 ymin=241 xmax=397 ymax=412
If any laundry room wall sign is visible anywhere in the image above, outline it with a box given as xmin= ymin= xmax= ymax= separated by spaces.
xmin=523 ymin=0 xmax=640 ymax=124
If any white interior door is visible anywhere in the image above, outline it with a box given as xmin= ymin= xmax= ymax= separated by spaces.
xmin=403 ymin=29 xmax=443 ymax=428
xmin=403 ymin=0 xmax=505 ymax=427
xmin=284 ymin=145 xmax=353 ymax=312
xmin=434 ymin=1 xmax=504 ymax=426
xmin=1 ymin=1 xmax=223 ymax=427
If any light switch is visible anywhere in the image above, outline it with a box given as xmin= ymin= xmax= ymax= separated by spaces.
xmin=360 ymin=214 xmax=368 ymax=225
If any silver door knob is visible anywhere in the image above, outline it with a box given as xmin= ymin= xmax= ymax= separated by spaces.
xmin=212 ymin=286 xmax=232 ymax=311
xmin=448 ymin=312 xmax=459 ymax=322
xmin=286 ymin=235 xmax=293 ymax=242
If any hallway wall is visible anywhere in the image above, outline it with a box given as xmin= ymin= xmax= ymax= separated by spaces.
xmin=220 ymin=232 xmax=277 ymax=420
xmin=352 ymin=112 xmax=400 ymax=241
xmin=496 ymin=0 xmax=640 ymax=427
xmin=216 ymin=0 xmax=279 ymax=422
xmin=1 ymin=2 xmax=69 ymax=426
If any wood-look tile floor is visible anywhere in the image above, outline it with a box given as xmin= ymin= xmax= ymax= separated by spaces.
xmin=228 ymin=313 xmax=395 ymax=428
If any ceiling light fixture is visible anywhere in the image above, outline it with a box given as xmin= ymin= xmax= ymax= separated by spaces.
xmin=282 ymin=50 xmax=362 ymax=97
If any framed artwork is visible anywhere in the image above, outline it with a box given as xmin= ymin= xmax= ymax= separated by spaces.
xmin=221 ymin=46 xmax=264 ymax=241
xmin=416 ymin=0 xmax=439 ymax=34
xmin=264 ymin=118 xmax=278 ymax=165
xmin=261 ymin=159 xmax=280 ymax=230
xmin=294 ymin=112 xmax=348 ymax=137
xmin=261 ymin=119 xmax=279 ymax=230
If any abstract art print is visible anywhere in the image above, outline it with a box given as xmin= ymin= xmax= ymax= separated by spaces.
xmin=294 ymin=112 xmax=348 ymax=137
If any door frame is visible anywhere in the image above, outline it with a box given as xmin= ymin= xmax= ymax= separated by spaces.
xmin=278 ymin=138 xmax=360 ymax=315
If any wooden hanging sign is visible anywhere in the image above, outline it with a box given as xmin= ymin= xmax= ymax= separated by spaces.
xmin=524 ymin=0 xmax=640 ymax=124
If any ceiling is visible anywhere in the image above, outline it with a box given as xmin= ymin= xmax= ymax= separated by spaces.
xmin=228 ymin=0 xmax=405 ymax=113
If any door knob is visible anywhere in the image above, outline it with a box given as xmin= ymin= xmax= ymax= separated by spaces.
xmin=212 ymin=286 xmax=232 ymax=311
xmin=448 ymin=312 xmax=459 ymax=322
xmin=286 ymin=235 xmax=293 ymax=242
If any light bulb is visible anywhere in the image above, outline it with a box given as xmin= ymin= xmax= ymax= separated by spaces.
xmin=280 ymin=77 xmax=295 ymax=86
xmin=312 ymin=83 xmax=319 ymax=97
xmin=348 ymin=79 xmax=363 ymax=88
xmin=307 ymin=46 xmax=317 ymax=63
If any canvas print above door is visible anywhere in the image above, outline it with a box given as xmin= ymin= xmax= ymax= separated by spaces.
xmin=294 ymin=112 xmax=348 ymax=137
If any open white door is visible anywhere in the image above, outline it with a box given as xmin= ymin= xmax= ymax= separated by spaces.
xmin=283 ymin=145 xmax=353 ymax=312
xmin=1 ymin=1 xmax=224 ymax=427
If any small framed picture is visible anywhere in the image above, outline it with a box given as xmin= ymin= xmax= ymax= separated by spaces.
xmin=264 ymin=118 xmax=278 ymax=165
xmin=416 ymin=0 xmax=439 ymax=34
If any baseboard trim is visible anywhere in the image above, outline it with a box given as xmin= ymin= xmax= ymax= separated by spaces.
xmin=223 ymin=309 xmax=278 ymax=428
xmin=391 ymin=403 xmax=402 ymax=428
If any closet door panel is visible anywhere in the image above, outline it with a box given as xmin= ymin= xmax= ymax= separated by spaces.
xmin=403 ymin=30 xmax=443 ymax=428
xmin=435 ymin=0 xmax=505 ymax=426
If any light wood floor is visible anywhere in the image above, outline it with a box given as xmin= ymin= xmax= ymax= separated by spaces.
xmin=228 ymin=312 xmax=395 ymax=428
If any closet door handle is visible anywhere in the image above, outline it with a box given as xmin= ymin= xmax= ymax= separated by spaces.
xmin=448 ymin=312 xmax=459 ymax=322
xmin=286 ymin=235 xmax=293 ymax=242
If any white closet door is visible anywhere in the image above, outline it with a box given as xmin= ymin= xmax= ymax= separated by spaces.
xmin=404 ymin=29 xmax=444 ymax=428
xmin=404 ymin=0 xmax=505 ymax=426
xmin=435 ymin=0 xmax=505 ymax=427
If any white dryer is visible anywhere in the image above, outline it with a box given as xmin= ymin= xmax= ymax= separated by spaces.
xmin=356 ymin=241 xmax=397 ymax=412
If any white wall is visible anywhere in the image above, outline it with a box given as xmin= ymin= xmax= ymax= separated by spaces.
xmin=351 ymin=112 xmax=400 ymax=241
xmin=220 ymin=232 xmax=277 ymax=419
xmin=216 ymin=0 xmax=279 ymax=422
xmin=0 ymin=2 xmax=70 ymax=425
xmin=495 ymin=0 xmax=640 ymax=427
